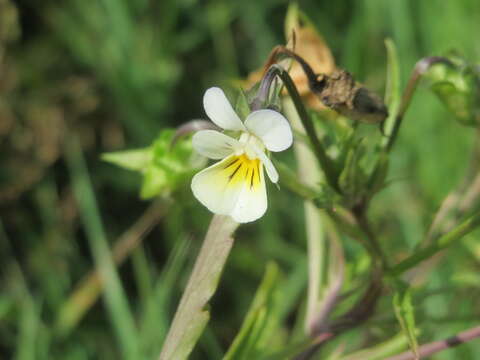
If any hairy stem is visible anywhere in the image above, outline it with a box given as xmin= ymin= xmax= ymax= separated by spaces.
xmin=159 ymin=215 xmax=238 ymax=360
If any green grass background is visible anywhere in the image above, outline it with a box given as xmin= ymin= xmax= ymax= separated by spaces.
xmin=1 ymin=0 xmax=479 ymax=359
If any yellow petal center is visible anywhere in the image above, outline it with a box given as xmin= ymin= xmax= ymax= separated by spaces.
xmin=221 ymin=154 xmax=261 ymax=190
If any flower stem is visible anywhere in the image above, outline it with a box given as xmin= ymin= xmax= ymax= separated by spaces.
xmin=159 ymin=215 xmax=239 ymax=360
xmin=386 ymin=56 xmax=454 ymax=151
xmin=256 ymin=64 xmax=340 ymax=193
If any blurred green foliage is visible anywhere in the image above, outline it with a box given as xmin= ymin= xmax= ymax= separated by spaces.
xmin=1 ymin=0 xmax=480 ymax=359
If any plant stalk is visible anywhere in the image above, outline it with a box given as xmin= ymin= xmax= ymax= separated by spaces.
xmin=386 ymin=56 xmax=453 ymax=151
xmin=282 ymin=97 xmax=326 ymax=335
xmin=390 ymin=211 xmax=480 ymax=276
xmin=256 ymin=64 xmax=340 ymax=193
xmin=159 ymin=215 xmax=238 ymax=360
xmin=385 ymin=325 xmax=480 ymax=360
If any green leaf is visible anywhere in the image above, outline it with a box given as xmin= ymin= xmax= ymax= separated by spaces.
xmin=140 ymin=165 xmax=169 ymax=199
xmin=139 ymin=237 xmax=191 ymax=356
xmin=66 ymin=137 xmax=140 ymax=360
xmin=392 ymin=280 xmax=419 ymax=359
xmin=102 ymin=148 xmax=152 ymax=172
xmin=103 ymin=128 xmax=203 ymax=199
xmin=338 ymin=139 xmax=367 ymax=201
xmin=425 ymin=55 xmax=480 ymax=126
xmin=384 ymin=39 xmax=401 ymax=117
xmin=284 ymin=2 xmax=299 ymax=38
xmin=382 ymin=39 xmax=401 ymax=144
xmin=367 ymin=150 xmax=389 ymax=197
xmin=223 ymin=262 xmax=282 ymax=360
xmin=235 ymin=89 xmax=251 ymax=120
xmin=0 ymin=297 xmax=13 ymax=320
xmin=261 ymin=338 xmax=313 ymax=360
xmin=15 ymin=295 xmax=39 ymax=360
xmin=339 ymin=333 xmax=408 ymax=360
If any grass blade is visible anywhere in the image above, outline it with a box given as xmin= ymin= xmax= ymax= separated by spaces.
xmin=65 ymin=135 xmax=140 ymax=359
xmin=224 ymin=262 xmax=281 ymax=360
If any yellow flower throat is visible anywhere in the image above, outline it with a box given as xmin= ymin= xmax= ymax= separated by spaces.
xmin=222 ymin=154 xmax=261 ymax=190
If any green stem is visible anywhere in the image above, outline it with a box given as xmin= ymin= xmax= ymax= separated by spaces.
xmin=282 ymin=97 xmax=326 ymax=335
xmin=389 ymin=211 xmax=480 ymax=276
xmin=354 ymin=209 xmax=390 ymax=271
xmin=258 ymin=64 xmax=340 ymax=193
xmin=276 ymin=158 xmax=389 ymax=272
xmin=386 ymin=56 xmax=453 ymax=151
xmin=159 ymin=215 xmax=239 ymax=360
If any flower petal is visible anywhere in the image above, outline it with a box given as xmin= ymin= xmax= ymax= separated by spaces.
xmin=203 ymin=87 xmax=246 ymax=131
xmin=230 ymin=166 xmax=267 ymax=223
xmin=244 ymin=109 xmax=293 ymax=152
xmin=192 ymin=130 xmax=238 ymax=159
xmin=254 ymin=149 xmax=279 ymax=183
xmin=191 ymin=154 xmax=267 ymax=223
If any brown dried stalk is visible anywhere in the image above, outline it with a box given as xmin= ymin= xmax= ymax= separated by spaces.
xmin=385 ymin=325 xmax=480 ymax=360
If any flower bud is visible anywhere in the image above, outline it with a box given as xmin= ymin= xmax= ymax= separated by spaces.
xmin=425 ymin=55 xmax=480 ymax=126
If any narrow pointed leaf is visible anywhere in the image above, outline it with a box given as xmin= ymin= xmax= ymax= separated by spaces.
xmin=392 ymin=280 xmax=419 ymax=359
xmin=224 ymin=262 xmax=282 ymax=360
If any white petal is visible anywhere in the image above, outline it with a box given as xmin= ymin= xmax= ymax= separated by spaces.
xmin=192 ymin=130 xmax=238 ymax=159
xmin=254 ymin=149 xmax=279 ymax=183
xmin=203 ymin=87 xmax=246 ymax=131
xmin=244 ymin=109 xmax=293 ymax=152
xmin=230 ymin=166 xmax=267 ymax=223
xmin=191 ymin=154 xmax=267 ymax=223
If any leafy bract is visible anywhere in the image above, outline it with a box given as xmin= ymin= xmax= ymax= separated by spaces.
xmin=102 ymin=129 xmax=204 ymax=199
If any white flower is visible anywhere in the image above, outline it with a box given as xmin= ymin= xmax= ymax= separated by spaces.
xmin=191 ymin=87 xmax=293 ymax=223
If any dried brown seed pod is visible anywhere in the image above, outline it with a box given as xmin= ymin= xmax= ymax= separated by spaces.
xmin=276 ymin=47 xmax=389 ymax=124
xmin=315 ymin=70 xmax=389 ymax=124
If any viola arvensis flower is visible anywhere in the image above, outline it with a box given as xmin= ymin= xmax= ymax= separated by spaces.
xmin=191 ymin=87 xmax=293 ymax=223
